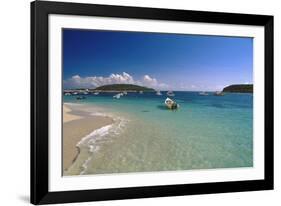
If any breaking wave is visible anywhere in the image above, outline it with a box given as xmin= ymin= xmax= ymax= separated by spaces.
xmin=77 ymin=112 xmax=128 ymax=175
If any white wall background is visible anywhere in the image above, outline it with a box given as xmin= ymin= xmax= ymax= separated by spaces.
xmin=0 ymin=0 xmax=279 ymax=205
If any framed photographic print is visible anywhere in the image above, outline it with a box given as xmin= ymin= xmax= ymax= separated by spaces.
xmin=31 ymin=0 xmax=274 ymax=204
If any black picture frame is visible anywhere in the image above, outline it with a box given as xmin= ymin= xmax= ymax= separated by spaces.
xmin=31 ymin=0 xmax=274 ymax=204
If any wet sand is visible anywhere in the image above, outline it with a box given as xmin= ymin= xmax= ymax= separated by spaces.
xmin=63 ymin=104 xmax=114 ymax=171
xmin=63 ymin=105 xmax=82 ymax=123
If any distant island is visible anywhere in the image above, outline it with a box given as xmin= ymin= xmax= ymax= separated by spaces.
xmin=223 ymin=84 xmax=253 ymax=93
xmin=93 ymin=84 xmax=155 ymax=92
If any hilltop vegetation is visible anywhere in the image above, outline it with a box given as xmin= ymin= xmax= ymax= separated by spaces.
xmin=93 ymin=84 xmax=155 ymax=92
xmin=223 ymin=84 xmax=253 ymax=93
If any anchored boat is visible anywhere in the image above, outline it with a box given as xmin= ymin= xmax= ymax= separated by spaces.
xmin=113 ymin=93 xmax=122 ymax=99
xmin=214 ymin=91 xmax=225 ymax=96
xmin=167 ymin=91 xmax=175 ymax=97
xmin=199 ymin=91 xmax=208 ymax=96
xmin=156 ymin=91 xmax=162 ymax=95
xmin=165 ymin=98 xmax=179 ymax=110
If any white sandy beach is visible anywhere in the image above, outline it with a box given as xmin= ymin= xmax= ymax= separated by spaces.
xmin=63 ymin=104 xmax=114 ymax=172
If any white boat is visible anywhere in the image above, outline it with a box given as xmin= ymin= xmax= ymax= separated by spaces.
xmin=139 ymin=91 xmax=143 ymax=94
xmin=113 ymin=93 xmax=121 ymax=99
xmin=156 ymin=91 xmax=162 ymax=95
xmin=199 ymin=91 xmax=208 ymax=96
xmin=83 ymin=92 xmax=89 ymax=95
xmin=94 ymin=92 xmax=99 ymax=95
xmin=123 ymin=91 xmax=128 ymax=95
xmin=214 ymin=91 xmax=225 ymax=96
xmin=165 ymin=98 xmax=179 ymax=109
xmin=73 ymin=92 xmax=78 ymax=95
xmin=64 ymin=92 xmax=71 ymax=96
xmin=167 ymin=91 xmax=175 ymax=97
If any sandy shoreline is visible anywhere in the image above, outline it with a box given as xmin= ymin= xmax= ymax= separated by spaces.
xmin=63 ymin=104 xmax=114 ymax=172
xmin=63 ymin=105 xmax=82 ymax=123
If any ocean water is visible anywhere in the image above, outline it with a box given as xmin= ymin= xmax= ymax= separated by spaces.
xmin=64 ymin=91 xmax=253 ymax=175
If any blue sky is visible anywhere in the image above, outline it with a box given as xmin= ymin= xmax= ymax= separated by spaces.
xmin=63 ymin=29 xmax=253 ymax=91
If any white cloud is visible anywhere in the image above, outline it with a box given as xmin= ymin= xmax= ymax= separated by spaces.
xmin=139 ymin=75 xmax=170 ymax=90
xmin=64 ymin=72 xmax=169 ymax=90
xmin=143 ymin=75 xmax=158 ymax=86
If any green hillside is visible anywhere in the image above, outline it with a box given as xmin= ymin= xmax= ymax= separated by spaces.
xmin=223 ymin=84 xmax=253 ymax=93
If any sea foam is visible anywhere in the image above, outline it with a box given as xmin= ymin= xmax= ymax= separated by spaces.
xmin=77 ymin=112 xmax=128 ymax=175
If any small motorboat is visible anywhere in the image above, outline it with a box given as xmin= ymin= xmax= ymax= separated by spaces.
xmin=139 ymin=91 xmax=143 ymax=94
xmin=64 ymin=92 xmax=71 ymax=96
xmin=214 ymin=91 xmax=225 ymax=96
xmin=167 ymin=91 xmax=175 ymax=97
xmin=93 ymin=92 xmax=99 ymax=95
xmin=113 ymin=93 xmax=121 ymax=99
xmin=73 ymin=92 xmax=78 ymax=95
xmin=123 ymin=91 xmax=128 ymax=95
xmin=156 ymin=91 xmax=162 ymax=95
xmin=165 ymin=98 xmax=179 ymax=110
xmin=199 ymin=91 xmax=208 ymax=96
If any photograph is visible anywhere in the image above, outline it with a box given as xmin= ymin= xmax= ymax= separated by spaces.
xmin=62 ymin=29 xmax=254 ymax=176
xmin=30 ymin=1 xmax=273 ymax=204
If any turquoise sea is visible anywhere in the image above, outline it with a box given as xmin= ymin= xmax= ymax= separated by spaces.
xmin=64 ymin=91 xmax=253 ymax=175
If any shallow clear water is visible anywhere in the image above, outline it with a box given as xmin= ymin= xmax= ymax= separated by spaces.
xmin=64 ymin=91 xmax=253 ymax=175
